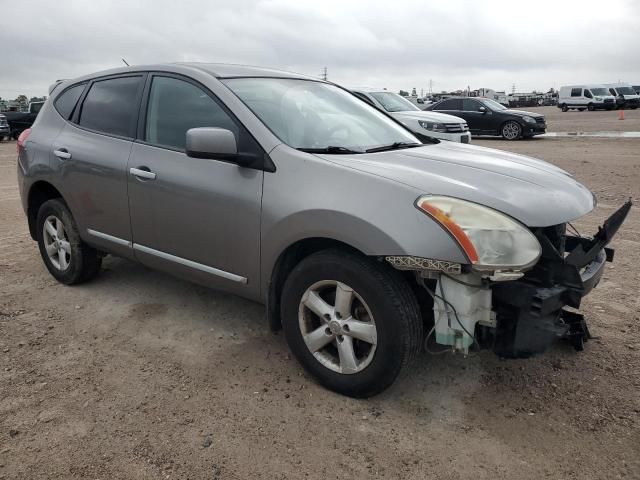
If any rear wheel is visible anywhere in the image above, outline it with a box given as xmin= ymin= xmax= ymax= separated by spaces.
xmin=587 ymin=103 xmax=595 ymax=111
xmin=36 ymin=199 xmax=102 ymax=285
xmin=281 ymin=249 xmax=422 ymax=397
xmin=501 ymin=121 xmax=522 ymax=140
xmin=561 ymin=104 xmax=568 ymax=112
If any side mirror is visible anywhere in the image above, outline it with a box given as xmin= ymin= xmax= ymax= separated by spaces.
xmin=478 ymin=106 xmax=487 ymax=113
xmin=186 ymin=127 xmax=238 ymax=160
xmin=417 ymin=98 xmax=424 ymax=104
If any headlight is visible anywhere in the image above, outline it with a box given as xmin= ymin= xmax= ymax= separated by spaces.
xmin=594 ymin=97 xmax=602 ymax=101
xmin=415 ymin=195 xmax=541 ymax=271
xmin=418 ymin=120 xmax=446 ymax=133
xmin=522 ymin=115 xmax=536 ymax=123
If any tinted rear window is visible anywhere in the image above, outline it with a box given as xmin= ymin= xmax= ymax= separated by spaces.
xmin=54 ymin=84 xmax=85 ymax=120
xmin=79 ymin=76 xmax=143 ymax=137
xmin=571 ymin=88 xmax=582 ymax=97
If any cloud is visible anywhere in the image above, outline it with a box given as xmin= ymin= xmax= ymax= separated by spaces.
xmin=1 ymin=0 xmax=639 ymax=98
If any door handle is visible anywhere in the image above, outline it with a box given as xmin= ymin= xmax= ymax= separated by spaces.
xmin=53 ymin=149 xmax=71 ymax=160
xmin=130 ymin=167 xmax=157 ymax=180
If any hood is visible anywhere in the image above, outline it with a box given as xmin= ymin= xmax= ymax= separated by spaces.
xmin=502 ymin=109 xmax=544 ymax=118
xmin=320 ymin=141 xmax=594 ymax=227
xmin=392 ymin=110 xmax=466 ymax=124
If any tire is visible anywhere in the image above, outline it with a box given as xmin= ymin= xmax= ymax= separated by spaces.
xmin=36 ymin=199 xmax=102 ymax=285
xmin=587 ymin=104 xmax=595 ymax=111
xmin=280 ymin=249 xmax=422 ymax=398
xmin=561 ymin=104 xmax=568 ymax=112
xmin=501 ymin=120 xmax=522 ymax=140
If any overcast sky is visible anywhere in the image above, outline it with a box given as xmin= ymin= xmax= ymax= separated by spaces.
xmin=1 ymin=0 xmax=639 ymax=99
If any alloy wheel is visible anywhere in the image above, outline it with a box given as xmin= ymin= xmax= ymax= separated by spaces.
xmin=42 ymin=215 xmax=71 ymax=270
xmin=298 ymin=280 xmax=377 ymax=374
xmin=502 ymin=121 xmax=521 ymax=140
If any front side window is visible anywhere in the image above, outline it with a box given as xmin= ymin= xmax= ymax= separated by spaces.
xmin=369 ymin=92 xmax=420 ymax=112
xmin=223 ymin=78 xmax=419 ymax=152
xmin=79 ymin=76 xmax=143 ymax=137
xmin=145 ymin=76 xmax=239 ymax=150
xmin=609 ymin=88 xmax=617 ymax=96
xmin=462 ymin=99 xmax=481 ymax=111
xmin=571 ymin=88 xmax=582 ymax=97
xmin=584 ymin=89 xmax=593 ymax=99
xmin=54 ymin=83 xmax=86 ymax=120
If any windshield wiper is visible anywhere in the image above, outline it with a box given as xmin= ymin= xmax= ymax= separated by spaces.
xmin=297 ymin=146 xmax=364 ymax=154
xmin=365 ymin=142 xmax=422 ymax=153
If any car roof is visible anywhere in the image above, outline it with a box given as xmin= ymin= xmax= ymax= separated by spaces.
xmin=62 ymin=62 xmax=321 ymax=87
xmin=183 ymin=63 xmax=320 ymax=80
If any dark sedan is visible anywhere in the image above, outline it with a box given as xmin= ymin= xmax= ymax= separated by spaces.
xmin=425 ymin=97 xmax=546 ymax=140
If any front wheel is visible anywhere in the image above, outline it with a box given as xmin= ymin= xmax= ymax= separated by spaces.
xmin=281 ymin=250 xmax=423 ymax=398
xmin=561 ymin=104 xmax=568 ymax=112
xmin=36 ymin=199 xmax=102 ymax=285
xmin=587 ymin=103 xmax=595 ymax=111
xmin=501 ymin=121 xmax=522 ymax=140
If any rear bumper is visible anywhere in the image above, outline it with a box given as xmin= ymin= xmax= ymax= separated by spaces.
xmin=489 ymin=200 xmax=631 ymax=358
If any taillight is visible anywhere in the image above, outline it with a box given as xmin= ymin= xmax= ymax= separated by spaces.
xmin=17 ymin=128 xmax=32 ymax=154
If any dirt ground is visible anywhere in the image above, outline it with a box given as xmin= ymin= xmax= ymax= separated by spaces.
xmin=1 ymin=109 xmax=639 ymax=479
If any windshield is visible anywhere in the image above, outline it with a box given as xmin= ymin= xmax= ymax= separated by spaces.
xmin=615 ymin=86 xmax=636 ymax=95
xmin=222 ymin=78 xmax=419 ymax=152
xmin=591 ymin=88 xmax=609 ymax=96
xmin=369 ymin=92 xmax=420 ymax=112
xmin=481 ymin=98 xmax=507 ymax=111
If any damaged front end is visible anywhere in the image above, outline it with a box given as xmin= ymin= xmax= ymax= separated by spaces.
xmin=489 ymin=200 xmax=632 ymax=358
xmin=392 ymin=200 xmax=632 ymax=358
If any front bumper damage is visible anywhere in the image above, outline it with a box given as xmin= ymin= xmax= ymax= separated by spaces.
xmin=489 ymin=200 xmax=632 ymax=358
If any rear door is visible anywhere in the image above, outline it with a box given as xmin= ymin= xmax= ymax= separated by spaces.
xmin=127 ymin=73 xmax=264 ymax=297
xmin=51 ymin=74 xmax=145 ymax=258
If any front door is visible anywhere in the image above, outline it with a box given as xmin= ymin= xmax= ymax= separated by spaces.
xmin=127 ymin=74 xmax=264 ymax=297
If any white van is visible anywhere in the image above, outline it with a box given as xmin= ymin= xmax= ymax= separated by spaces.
xmin=557 ymin=85 xmax=616 ymax=111
xmin=604 ymin=83 xmax=640 ymax=109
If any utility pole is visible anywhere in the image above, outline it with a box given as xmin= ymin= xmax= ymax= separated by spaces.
xmin=320 ymin=67 xmax=328 ymax=81
xmin=429 ymin=79 xmax=433 ymax=95
xmin=511 ymin=83 xmax=516 ymax=94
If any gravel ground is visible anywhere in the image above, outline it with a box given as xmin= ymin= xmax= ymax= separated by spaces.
xmin=0 ymin=109 xmax=639 ymax=479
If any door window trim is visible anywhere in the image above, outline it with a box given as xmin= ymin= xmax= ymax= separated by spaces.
xmin=70 ymin=72 xmax=148 ymax=141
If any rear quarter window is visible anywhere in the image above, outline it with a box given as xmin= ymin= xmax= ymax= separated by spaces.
xmin=54 ymin=84 xmax=86 ymax=120
xmin=571 ymin=88 xmax=582 ymax=97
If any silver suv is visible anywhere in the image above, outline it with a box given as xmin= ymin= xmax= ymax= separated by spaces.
xmin=17 ymin=64 xmax=630 ymax=397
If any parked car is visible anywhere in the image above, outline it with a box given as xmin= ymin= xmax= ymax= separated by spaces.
xmin=17 ymin=64 xmax=631 ymax=397
xmin=557 ymin=85 xmax=616 ymax=111
xmin=351 ymin=88 xmax=471 ymax=143
xmin=605 ymin=84 xmax=640 ymax=109
xmin=3 ymin=101 xmax=44 ymax=139
xmin=425 ymin=97 xmax=546 ymax=140
xmin=0 ymin=114 xmax=10 ymax=140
